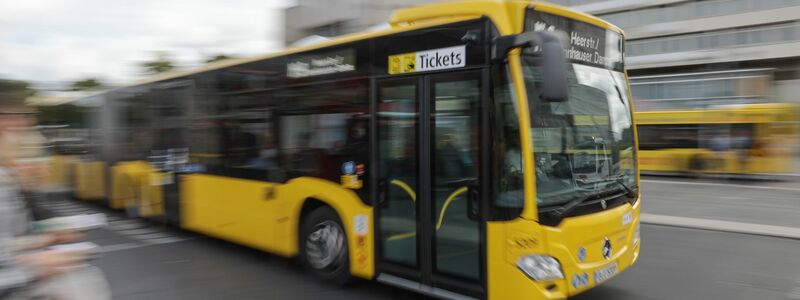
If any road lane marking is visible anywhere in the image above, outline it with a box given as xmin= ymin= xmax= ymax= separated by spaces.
xmin=641 ymin=213 xmax=800 ymax=240
xmin=115 ymin=228 xmax=160 ymax=235
xmin=641 ymin=179 xmax=800 ymax=192
xmin=97 ymin=243 xmax=143 ymax=253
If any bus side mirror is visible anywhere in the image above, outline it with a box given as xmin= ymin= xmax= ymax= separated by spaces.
xmin=492 ymin=31 xmax=568 ymax=102
xmin=538 ymin=33 xmax=568 ymax=102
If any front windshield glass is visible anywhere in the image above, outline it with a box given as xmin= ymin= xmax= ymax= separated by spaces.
xmin=524 ymin=10 xmax=637 ymax=208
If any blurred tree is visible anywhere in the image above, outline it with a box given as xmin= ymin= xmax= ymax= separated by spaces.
xmin=70 ymin=78 xmax=103 ymax=91
xmin=141 ymin=52 xmax=175 ymax=74
xmin=206 ymin=54 xmax=234 ymax=64
xmin=0 ymin=79 xmax=36 ymax=100
xmin=37 ymin=104 xmax=85 ymax=126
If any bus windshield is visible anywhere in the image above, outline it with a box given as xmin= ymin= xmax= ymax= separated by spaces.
xmin=524 ymin=60 xmax=637 ymax=207
xmin=521 ymin=9 xmax=637 ymax=208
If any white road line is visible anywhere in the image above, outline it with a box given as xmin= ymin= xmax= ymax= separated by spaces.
xmin=641 ymin=213 xmax=800 ymax=239
xmin=46 ymin=206 xmax=84 ymax=211
xmin=54 ymin=208 xmax=94 ymax=214
xmin=97 ymin=243 xmax=143 ymax=253
xmin=145 ymin=237 xmax=188 ymax=244
xmin=116 ymin=228 xmax=161 ymax=236
xmin=108 ymin=222 xmax=149 ymax=231
xmin=788 ymin=283 xmax=800 ymax=300
xmin=132 ymin=232 xmax=180 ymax=241
xmin=641 ymin=179 xmax=800 ymax=192
xmin=789 ymin=289 xmax=800 ymax=300
xmin=47 ymin=202 xmax=85 ymax=207
xmin=95 ymin=237 xmax=192 ymax=253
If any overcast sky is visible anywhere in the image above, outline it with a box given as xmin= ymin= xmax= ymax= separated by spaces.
xmin=0 ymin=0 xmax=292 ymax=88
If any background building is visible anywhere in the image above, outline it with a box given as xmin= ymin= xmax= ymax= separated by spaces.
xmin=284 ymin=0 xmax=430 ymax=46
xmin=285 ymin=0 xmax=800 ymax=109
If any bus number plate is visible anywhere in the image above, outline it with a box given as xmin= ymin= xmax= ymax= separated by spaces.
xmin=593 ymin=262 xmax=617 ymax=284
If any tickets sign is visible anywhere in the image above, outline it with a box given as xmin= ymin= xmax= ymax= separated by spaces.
xmin=388 ymin=45 xmax=466 ymax=75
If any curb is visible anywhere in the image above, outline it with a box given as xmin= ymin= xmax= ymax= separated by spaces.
xmin=641 ymin=213 xmax=800 ymax=240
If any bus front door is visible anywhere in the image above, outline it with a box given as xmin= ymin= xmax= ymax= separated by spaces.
xmin=376 ymin=70 xmax=484 ymax=298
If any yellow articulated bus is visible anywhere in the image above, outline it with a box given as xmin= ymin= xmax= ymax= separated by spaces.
xmin=636 ymin=103 xmax=799 ymax=175
xmin=57 ymin=1 xmax=641 ymax=298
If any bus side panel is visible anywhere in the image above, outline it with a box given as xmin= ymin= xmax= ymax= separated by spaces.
xmin=47 ymin=155 xmax=77 ymax=191
xmin=486 ymin=219 xmax=560 ymax=300
xmin=109 ymin=161 xmax=150 ymax=210
xmin=638 ymin=149 xmax=714 ymax=172
xmin=139 ymin=172 xmax=166 ymax=217
xmin=73 ymin=160 xmax=106 ymax=200
xmin=180 ymin=175 xmax=375 ymax=279
xmin=180 ymin=174 xmax=279 ymax=253
xmin=274 ymin=177 xmax=375 ymax=279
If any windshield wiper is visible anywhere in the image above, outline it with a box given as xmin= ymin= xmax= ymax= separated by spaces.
xmin=596 ymin=175 xmax=639 ymax=204
xmin=609 ymin=177 xmax=638 ymax=198
xmin=546 ymin=189 xmax=620 ymax=219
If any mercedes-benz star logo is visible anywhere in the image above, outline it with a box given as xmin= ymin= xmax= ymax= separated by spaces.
xmin=602 ymin=238 xmax=612 ymax=259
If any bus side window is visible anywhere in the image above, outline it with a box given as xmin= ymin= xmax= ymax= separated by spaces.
xmin=276 ymin=80 xmax=371 ymax=202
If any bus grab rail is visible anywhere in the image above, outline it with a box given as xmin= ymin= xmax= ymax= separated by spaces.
xmin=386 ymin=184 xmax=469 ymax=241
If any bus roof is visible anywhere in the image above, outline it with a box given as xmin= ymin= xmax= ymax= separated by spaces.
xmin=91 ymin=1 xmax=623 ymax=93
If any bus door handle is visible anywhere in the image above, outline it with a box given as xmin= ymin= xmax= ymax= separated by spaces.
xmin=467 ymin=184 xmax=480 ymax=221
xmin=264 ymin=186 xmax=276 ymax=201
xmin=378 ymin=179 xmax=388 ymax=207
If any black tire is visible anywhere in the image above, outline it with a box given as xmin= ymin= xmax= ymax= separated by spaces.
xmin=688 ymin=155 xmax=706 ymax=178
xmin=299 ymin=206 xmax=351 ymax=285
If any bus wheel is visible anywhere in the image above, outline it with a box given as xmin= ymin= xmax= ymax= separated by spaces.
xmin=300 ymin=206 xmax=350 ymax=285
xmin=688 ymin=155 xmax=706 ymax=177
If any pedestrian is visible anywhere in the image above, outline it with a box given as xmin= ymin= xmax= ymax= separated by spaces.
xmin=0 ymin=93 xmax=111 ymax=300
xmin=0 ymin=102 xmax=51 ymax=220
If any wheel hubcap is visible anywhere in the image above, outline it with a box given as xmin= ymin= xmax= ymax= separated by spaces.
xmin=305 ymin=220 xmax=345 ymax=270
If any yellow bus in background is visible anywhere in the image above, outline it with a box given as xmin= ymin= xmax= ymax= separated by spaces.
xmin=51 ymin=1 xmax=641 ymax=299
xmin=636 ymin=103 xmax=799 ymax=175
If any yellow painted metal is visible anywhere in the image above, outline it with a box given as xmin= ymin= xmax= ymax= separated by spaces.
xmin=181 ymin=174 xmax=375 ymax=279
xmin=542 ymin=198 xmax=641 ymax=297
xmin=636 ymin=103 xmax=799 ymax=174
xmin=435 ymin=186 xmax=468 ymax=230
xmin=138 ymin=172 xmax=167 ymax=217
xmin=386 ymin=186 xmax=468 ymax=241
xmin=46 ymin=155 xmax=77 ymax=190
xmin=487 ymin=219 xmax=562 ymax=299
xmin=487 ymin=199 xmax=641 ymax=299
xmin=507 ymin=52 xmax=538 ymax=221
xmin=389 ymin=179 xmax=416 ymax=202
xmin=636 ymin=103 xmax=799 ymax=125
xmin=390 ymin=0 xmax=529 ymax=35
xmin=73 ymin=160 xmax=106 ymax=200
xmin=110 ymin=161 xmax=151 ymax=210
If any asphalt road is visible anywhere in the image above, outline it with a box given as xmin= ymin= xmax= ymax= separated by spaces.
xmin=39 ymin=176 xmax=800 ymax=299
xmin=640 ymin=176 xmax=800 ymax=228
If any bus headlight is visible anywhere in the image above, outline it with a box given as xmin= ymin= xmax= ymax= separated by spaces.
xmin=633 ymin=221 xmax=641 ymax=245
xmin=516 ymin=255 xmax=563 ymax=281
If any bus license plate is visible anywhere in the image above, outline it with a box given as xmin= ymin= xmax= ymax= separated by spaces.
xmin=593 ymin=262 xmax=617 ymax=284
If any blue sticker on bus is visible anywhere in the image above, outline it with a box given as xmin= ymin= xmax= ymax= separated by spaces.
xmin=342 ymin=161 xmax=355 ymax=175
xmin=572 ymin=272 xmax=589 ymax=289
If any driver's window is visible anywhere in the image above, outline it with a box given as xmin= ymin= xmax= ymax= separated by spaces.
xmin=491 ymin=66 xmax=524 ymax=218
